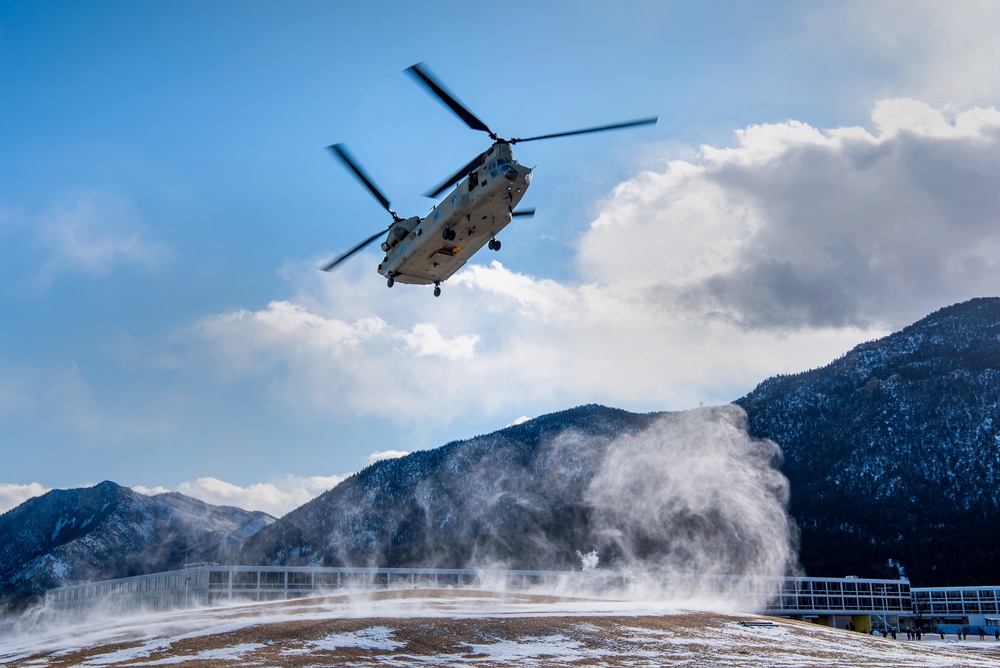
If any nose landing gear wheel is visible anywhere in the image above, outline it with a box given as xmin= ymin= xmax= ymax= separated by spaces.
xmin=433 ymin=283 xmax=441 ymax=297
xmin=442 ymin=228 xmax=456 ymax=241
xmin=387 ymin=276 xmax=395 ymax=288
xmin=488 ymin=238 xmax=501 ymax=251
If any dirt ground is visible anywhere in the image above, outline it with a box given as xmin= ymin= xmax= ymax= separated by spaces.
xmin=3 ymin=589 xmax=999 ymax=667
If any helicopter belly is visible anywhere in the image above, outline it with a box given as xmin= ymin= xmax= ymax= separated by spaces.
xmin=379 ymin=166 xmax=531 ymax=285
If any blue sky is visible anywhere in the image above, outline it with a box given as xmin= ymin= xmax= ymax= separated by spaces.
xmin=3 ymin=1 xmax=1000 ymax=515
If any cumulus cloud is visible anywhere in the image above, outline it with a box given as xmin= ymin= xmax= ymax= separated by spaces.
xmin=196 ymin=258 xmax=872 ymax=427
xmin=825 ymin=0 xmax=1000 ymax=107
xmin=367 ymin=450 xmax=410 ymax=466
xmin=174 ymin=474 xmax=349 ymax=517
xmin=582 ymin=98 xmax=1000 ymax=331
xmin=0 ymin=482 xmax=50 ymax=514
xmin=32 ymin=191 xmax=169 ymax=286
xmin=193 ymin=99 xmax=997 ymax=432
xmin=195 ymin=297 xmax=495 ymax=421
xmin=133 ymin=485 xmax=171 ymax=496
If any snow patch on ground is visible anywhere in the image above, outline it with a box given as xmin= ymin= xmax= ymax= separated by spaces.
xmin=283 ymin=626 xmax=404 ymax=654
xmin=129 ymin=643 xmax=267 ymax=665
xmin=3 ymin=591 xmax=1000 ymax=667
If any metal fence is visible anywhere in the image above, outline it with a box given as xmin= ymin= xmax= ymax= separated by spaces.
xmin=44 ymin=565 xmax=911 ymax=619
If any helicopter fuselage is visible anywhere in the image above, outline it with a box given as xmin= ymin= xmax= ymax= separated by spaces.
xmin=320 ymin=62 xmax=654 ymax=294
xmin=377 ymin=143 xmax=531 ymax=285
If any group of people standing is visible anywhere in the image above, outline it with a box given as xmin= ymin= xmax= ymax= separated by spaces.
xmin=932 ymin=625 xmax=1000 ymax=641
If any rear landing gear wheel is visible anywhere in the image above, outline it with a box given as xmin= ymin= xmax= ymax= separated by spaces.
xmin=442 ymin=228 xmax=456 ymax=241
xmin=433 ymin=284 xmax=441 ymax=297
xmin=387 ymin=276 xmax=395 ymax=288
xmin=489 ymin=238 xmax=501 ymax=251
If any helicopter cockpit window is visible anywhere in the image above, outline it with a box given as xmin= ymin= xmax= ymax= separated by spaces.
xmin=488 ymin=158 xmax=511 ymax=179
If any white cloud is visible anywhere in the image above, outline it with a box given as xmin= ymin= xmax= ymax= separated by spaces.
xmin=32 ymin=191 xmax=169 ymax=286
xmin=367 ymin=450 xmax=410 ymax=466
xmin=195 ymin=260 xmax=873 ymax=429
xmin=133 ymin=485 xmax=171 ymax=496
xmin=193 ymin=98 xmax=998 ymax=436
xmin=581 ymin=98 xmax=1000 ymax=331
xmin=827 ymin=0 xmax=1000 ymax=107
xmin=175 ymin=474 xmax=350 ymax=517
xmin=0 ymin=483 xmax=50 ymax=514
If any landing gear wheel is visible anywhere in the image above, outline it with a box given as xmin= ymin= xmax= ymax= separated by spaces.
xmin=442 ymin=228 xmax=456 ymax=241
xmin=433 ymin=284 xmax=441 ymax=298
xmin=489 ymin=238 xmax=501 ymax=251
xmin=387 ymin=276 xmax=394 ymax=288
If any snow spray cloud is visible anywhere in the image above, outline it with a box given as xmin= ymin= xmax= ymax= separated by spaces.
xmin=401 ymin=404 xmax=799 ymax=609
xmin=579 ymin=405 xmax=798 ymax=608
xmin=242 ymin=404 xmax=797 ymax=611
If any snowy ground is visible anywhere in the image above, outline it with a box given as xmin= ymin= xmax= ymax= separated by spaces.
xmin=2 ymin=589 xmax=1000 ymax=667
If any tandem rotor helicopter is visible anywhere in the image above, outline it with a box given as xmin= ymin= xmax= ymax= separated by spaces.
xmin=321 ymin=63 xmax=657 ymax=297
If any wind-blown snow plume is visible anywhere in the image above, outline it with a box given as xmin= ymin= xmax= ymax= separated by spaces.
xmin=580 ymin=406 xmax=797 ymax=607
xmin=586 ymin=406 xmax=794 ymax=575
xmin=439 ymin=405 xmax=798 ymax=609
xmin=259 ymin=405 xmax=798 ymax=609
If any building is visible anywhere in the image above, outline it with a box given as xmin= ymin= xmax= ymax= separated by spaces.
xmin=768 ymin=576 xmax=910 ymax=633
xmin=908 ymin=586 xmax=1000 ymax=636
xmin=44 ymin=564 xmax=913 ymax=632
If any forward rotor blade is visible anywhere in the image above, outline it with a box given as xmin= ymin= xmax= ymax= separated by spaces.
xmin=511 ymin=208 xmax=535 ymax=218
xmin=320 ymin=228 xmax=387 ymax=272
xmin=511 ymin=117 xmax=658 ymax=144
xmin=425 ymin=150 xmax=488 ymax=199
xmin=406 ymin=63 xmax=494 ymax=136
xmin=328 ymin=144 xmax=398 ymax=220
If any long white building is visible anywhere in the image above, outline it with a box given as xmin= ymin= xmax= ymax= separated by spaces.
xmin=908 ymin=586 xmax=1000 ymax=634
xmin=44 ymin=564 xmax=914 ymax=633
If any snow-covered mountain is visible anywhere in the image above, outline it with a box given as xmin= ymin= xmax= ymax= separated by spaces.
xmin=735 ymin=297 xmax=1000 ymax=586
xmin=243 ymin=298 xmax=1000 ymax=587
xmin=0 ymin=481 xmax=273 ymax=610
xmin=239 ymin=405 xmax=665 ymax=569
xmin=4 ymin=297 xmax=999 ymax=610
xmin=239 ymin=402 xmax=799 ymax=583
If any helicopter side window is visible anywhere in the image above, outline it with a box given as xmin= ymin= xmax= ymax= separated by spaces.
xmin=468 ymin=170 xmax=478 ymax=192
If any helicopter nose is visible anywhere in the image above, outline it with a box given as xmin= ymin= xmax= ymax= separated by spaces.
xmin=505 ymin=165 xmax=531 ymax=185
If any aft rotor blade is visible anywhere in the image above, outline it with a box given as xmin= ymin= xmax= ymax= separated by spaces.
xmin=406 ymin=63 xmax=494 ymax=136
xmin=328 ymin=144 xmax=398 ymax=220
xmin=511 ymin=117 xmax=658 ymax=144
xmin=320 ymin=228 xmax=387 ymax=272
xmin=425 ymin=150 xmax=488 ymax=199
xmin=512 ymin=208 xmax=535 ymax=218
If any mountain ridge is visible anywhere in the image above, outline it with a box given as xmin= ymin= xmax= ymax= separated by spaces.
xmin=735 ymin=297 xmax=1000 ymax=585
xmin=3 ymin=297 xmax=999 ymax=610
xmin=0 ymin=482 xmax=274 ymax=610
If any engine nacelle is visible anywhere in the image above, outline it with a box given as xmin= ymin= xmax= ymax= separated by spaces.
xmin=381 ymin=216 xmax=423 ymax=252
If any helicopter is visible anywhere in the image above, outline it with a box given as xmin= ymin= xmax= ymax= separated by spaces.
xmin=321 ymin=63 xmax=656 ymax=297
